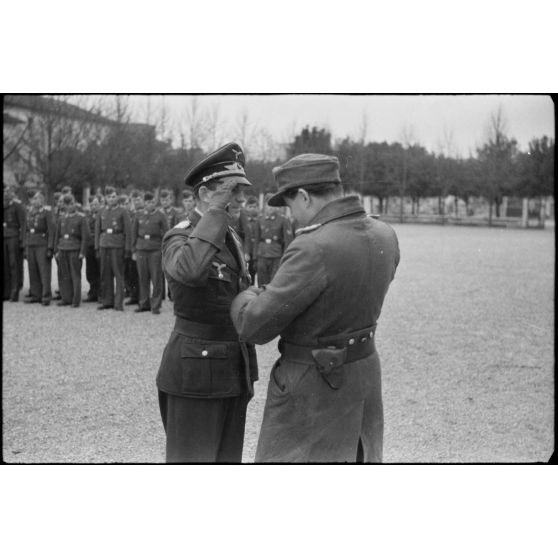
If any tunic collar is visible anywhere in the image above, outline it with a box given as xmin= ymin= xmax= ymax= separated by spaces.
xmin=306 ymin=195 xmax=366 ymax=228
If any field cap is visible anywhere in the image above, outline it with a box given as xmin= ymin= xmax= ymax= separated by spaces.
xmin=267 ymin=153 xmax=341 ymax=207
xmin=184 ymin=142 xmax=252 ymax=193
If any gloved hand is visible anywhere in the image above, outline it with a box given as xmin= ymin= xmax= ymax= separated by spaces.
xmin=132 ymin=252 xmax=137 ymax=261
xmin=208 ymin=177 xmax=239 ymax=211
xmin=22 ymin=248 xmax=28 ymax=259
xmin=46 ymin=249 xmax=53 ymax=260
xmin=79 ymin=253 xmax=84 ymax=260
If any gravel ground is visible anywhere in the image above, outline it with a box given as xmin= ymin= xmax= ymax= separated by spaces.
xmin=2 ymin=224 xmax=554 ymax=463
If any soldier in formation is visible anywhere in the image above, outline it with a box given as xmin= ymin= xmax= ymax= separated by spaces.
xmin=131 ymin=191 xmax=169 ymax=314
xmin=23 ymin=190 xmax=55 ymax=305
xmin=3 ymin=184 xmax=25 ymax=302
xmin=84 ymin=194 xmax=104 ymax=302
xmin=95 ymin=186 xmax=132 ymax=311
xmin=254 ymin=193 xmax=293 ymax=286
xmin=54 ymin=194 xmax=89 ymax=307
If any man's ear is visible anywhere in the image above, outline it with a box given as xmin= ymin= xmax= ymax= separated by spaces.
xmin=298 ymin=188 xmax=310 ymax=206
xmin=198 ymin=185 xmax=211 ymax=203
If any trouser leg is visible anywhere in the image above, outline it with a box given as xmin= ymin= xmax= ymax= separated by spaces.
xmin=158 ymin=392 xmax=248 ymax=463
xmin=111 ymin=248 xmax=125 ymax=309
xmin=85 ymin=246 xmax=100 ymax=299
xmin=100 ymin=248 xmax=114 ymax=306
xmin=58 ymin=251 xmax=73 ymax=303
xmin=69 ymin=251 xmax=82 ymax=306
xmin=269 ymin=257 xmax=281 ymax=282
xmin=248 ymin=258 xmax=257 ymax=285
xmin=27 ymin=246 xmax=42 ymax=299
xmin=136 ymin=251 xmax=150 ymax=309
xmin=6 ymin=238 xmax=20 ymax=299
xmin=148 ymin=250 xmax=163 ymax=311
xmin=257 ymin=258 xmax=272 ymax=286
xmin=35 ymin=245 xmax=52 ymax=302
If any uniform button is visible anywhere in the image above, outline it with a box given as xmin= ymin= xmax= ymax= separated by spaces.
xmin=348 ymin=338 xmax=355 ymax=345
xmin=201 ymin=350 xmax=208 ymax=357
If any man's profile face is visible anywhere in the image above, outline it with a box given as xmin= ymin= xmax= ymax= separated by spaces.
xmin=284 ymin=190 xmax=310 ymax=226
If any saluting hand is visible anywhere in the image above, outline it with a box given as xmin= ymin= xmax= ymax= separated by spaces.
xmin=208 ymin=177 xmax=239 ymax=211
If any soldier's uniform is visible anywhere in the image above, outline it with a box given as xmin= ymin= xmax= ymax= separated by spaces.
xmin=24 ymin=204 xmax=55 ymax=304
xmin=156 ymin=143 xmax=258 ymax=463
xmin=3 ymin=196 xmax=26 ymax=301
xmin=255 ymin=210 xmax=293 ymax=286
xmin=231 ymin=154 xmax=400 ymax=463
xmin=241 ymin=210 xmax=259 ymax=285
xmin=95 ymin=204 xmax=132 ymax=310
xmin=55 ymin=209 xmax=89 ymax=306
xmin=124 ymin=206 xmax=140 ymax=305
xmin=159 ymin=204 xmax=179 ymax=301
xmin=85 ymin=207 xmax=101 ymax=301
xmin=132 ymin=207 xmax=169 ymax=313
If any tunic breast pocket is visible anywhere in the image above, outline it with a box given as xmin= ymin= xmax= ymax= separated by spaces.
xmin=180 ymin=340 xmax=243 ymax=397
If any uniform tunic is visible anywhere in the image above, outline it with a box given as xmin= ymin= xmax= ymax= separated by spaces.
xmin=25 ymin=206 xmax=55 ymax=302
xmin=132 ymin=208 xmax=169 ymax=311
xmin=95 ymin=206 xmax=132 ymax=309
xmin=255 ymin=213 xmax=293 ymax=285
xmin=55 ymin=211 xmax=89 ymax=305
xmin=156 ymin=208 xmax=258 ymax=462
xmin=3 ymin=200 xmax=26 ymax=300
xmin=231 ymin=196 xmax=400 ymax=463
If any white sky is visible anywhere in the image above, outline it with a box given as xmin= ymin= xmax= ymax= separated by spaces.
xmin=127 ymin=94 xmax=554 ymax=158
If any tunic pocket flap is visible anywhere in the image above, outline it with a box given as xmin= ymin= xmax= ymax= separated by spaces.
xmin=180 ymin=343 xmax=228 ymax=359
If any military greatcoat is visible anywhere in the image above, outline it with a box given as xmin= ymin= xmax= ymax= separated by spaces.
xmin=231 ymin=195 xmax=400 ymax=463
xmin=156 ymin=207 xmax=258 ymax=462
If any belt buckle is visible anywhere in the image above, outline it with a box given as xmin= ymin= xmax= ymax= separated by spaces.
xmin=107 ymin=228 xmax=113 ymax=234
xmin=64 ymin=234 xmax=69 ymax=239
xmin=30 ymin=228 xmax=35 ymax=233
xmin=144 ymin=234 xmax=150 ymax=240
xmin=265 ymin=238 xmax=272 ymax=244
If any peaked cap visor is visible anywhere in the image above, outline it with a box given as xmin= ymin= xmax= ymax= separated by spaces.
xmin=184 ymin=142 xmax=252 ymax=191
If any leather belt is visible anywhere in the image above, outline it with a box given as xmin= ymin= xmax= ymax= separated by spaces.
xmin=173 ymin=316 xmax=239 ymax=341
xmin=281 ymin=337 xmax=375 ymax=366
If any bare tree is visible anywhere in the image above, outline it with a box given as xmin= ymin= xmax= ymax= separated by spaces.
xmin=398 ymin=124 xmax=416 ymax=222
xmin=181 ymin=96 xmax=209 ymax=150
xmin=234 ymin=109 xmax=254 ymax=154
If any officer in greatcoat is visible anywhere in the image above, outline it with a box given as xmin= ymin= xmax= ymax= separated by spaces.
xmin=131 ymin=191 xmax=169 ymax=314
xmin=95 ymin=186 xmax=132 ymax=311
xmin=54 ymin=194 xmax=89 ymax=307
xmin=231 ymin=153 xmax=400 ymax=463
xmin=23 ymin=191 xmax=55 ymax=305
xmin=156 ymin=142 xmax=258 ymax=463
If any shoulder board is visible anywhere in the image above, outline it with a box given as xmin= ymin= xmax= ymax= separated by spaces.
xmin=295 ymin=223 xmax=322 ymax=236
xmin=367 ymin=213 xmax=381 ymax=220
xmin=173 ymin=219 xmax=192 ymax=229
xmin=44 ymin=205 xmax=52 ymax=211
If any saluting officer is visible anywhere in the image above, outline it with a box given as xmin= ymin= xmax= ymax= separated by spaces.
xmin=231 ymin=153 xmax=400 ymax=463
xmin=254 ymin=194 xmax=293 ymax=286
xmin=131 ymin=192 xmax=169 ymax=314
xmin=23 ymin=191 xmax=55 ymax=305
xmin=3 ymin=184 xmax=26 ymax=302
xmin=156 ymin=142 xmax=258 ymax=463
xmin=95 ymin=186 xmax=132 ymax=311
xmin=54 ymin=194 xmax=89 ymax=307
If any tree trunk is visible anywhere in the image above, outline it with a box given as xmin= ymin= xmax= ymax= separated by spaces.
xmin=417 ymin=197 xmax=420 ymax=215
xmin=438 ymin=196 xmax=443 ymax=215
xmin=399 ymin=192 xmax=404 ymax=223
xmin=488 ymin=199 xmax=493 ymax=226
xmin=495 ymin=198 xmax=501 ymax=218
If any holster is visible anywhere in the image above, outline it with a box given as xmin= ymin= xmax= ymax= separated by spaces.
xmin=311 ymin=347 xmax=347 ymax=390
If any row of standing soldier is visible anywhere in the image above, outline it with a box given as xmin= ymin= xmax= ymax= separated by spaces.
xmin=3 ymin=184 xmax=295 ymax=309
